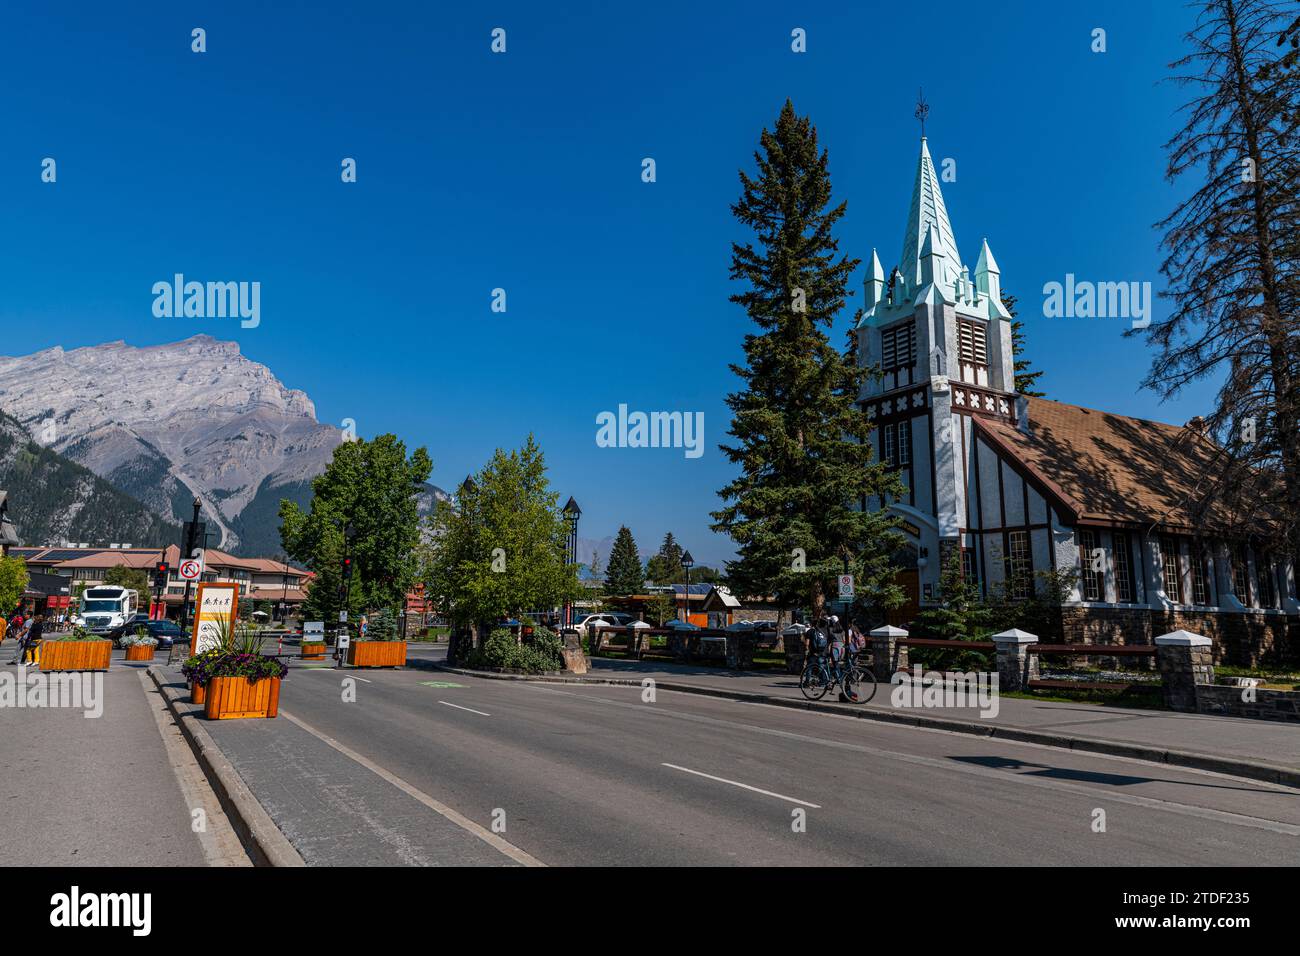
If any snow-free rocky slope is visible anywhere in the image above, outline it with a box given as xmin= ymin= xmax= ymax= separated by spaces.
xmin=0 ymin=335 xmax=446 ymax=554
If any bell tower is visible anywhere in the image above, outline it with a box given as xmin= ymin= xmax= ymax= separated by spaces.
xmin=857 ymin=131 xmax=1018 ymax=601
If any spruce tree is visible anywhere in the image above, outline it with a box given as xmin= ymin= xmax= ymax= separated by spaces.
xmin=644 ymin=532 xmax=684 ymax=584
xmin=712 ymin=100 xmax=905 ymax=617
xmin=604 ymin=526 xmax=645 ymax=595
xmin=1003 ymin=292 xmax=1045 ymax=397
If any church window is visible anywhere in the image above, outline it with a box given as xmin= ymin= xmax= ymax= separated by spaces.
xmin=896 ymin=422 xmax=910 ymax=465
xmin=1113 ymin=532 xmax=1135 ymax=603
xmin=1233 ymin=545 xmax=1252 ymax=605
xmin=1191 ymin=546 xmax=1211 ymax=605
xmin=957 ymin=319 xmax=988 ymax=367
xmin=1258 ymin=555 xmax=1276 ymax=608
xmin=1006 ymin=531 xmax=1032 ymax=600
xmin=882 ymin=425 xmax=896 ymax=465
xmin=1078 ymin=529 xmax=1102 ymax=601
xmin=1158 ymin=536 xmax=1182 ymax=603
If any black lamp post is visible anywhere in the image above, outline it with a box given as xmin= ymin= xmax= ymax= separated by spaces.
xmin=562 ymin=497 xmax=581 ymax=629
xmin=680 ymin=550 xmax=695 ymax=623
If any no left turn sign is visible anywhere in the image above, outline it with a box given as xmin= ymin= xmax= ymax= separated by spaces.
xmin=179 ymin=557 xmax=204 ymax=581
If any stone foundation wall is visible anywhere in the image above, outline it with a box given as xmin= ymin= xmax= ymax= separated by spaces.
xmin=1058 ymin=606 xmax=1298 ymax=667
xmin=1195 ymin=684 xmax=1300 ymax=722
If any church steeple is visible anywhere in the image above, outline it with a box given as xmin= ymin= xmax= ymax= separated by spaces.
xmin=899 ymin=138 xmax=962 ymax=291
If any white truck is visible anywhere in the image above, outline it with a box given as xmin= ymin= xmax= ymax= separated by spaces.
xmin=75 ymin=585 xmax=139 ymax=635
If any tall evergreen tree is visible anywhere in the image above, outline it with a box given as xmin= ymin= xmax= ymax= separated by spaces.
xmin=644 ymin=532 xmax=684 ymax=584
xmin=712 ymin=100 xmax=905 ymax=616
xmin=604 ymin=526 xmax=645 ymax=595
xmin=1003 ymin=292 xmax=1045 ymax=397
xmin=1138 ymin=0 xmax=1300 ymax=549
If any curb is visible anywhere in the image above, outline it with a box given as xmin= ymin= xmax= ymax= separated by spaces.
xmin=147 ymin=667 xmax=306 ymax=867
xmin=409 ymin=659 xmax=1300 ymax=790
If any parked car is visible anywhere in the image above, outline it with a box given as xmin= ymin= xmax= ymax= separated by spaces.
xmin=107 ymin=615 xmax=187 ymax=649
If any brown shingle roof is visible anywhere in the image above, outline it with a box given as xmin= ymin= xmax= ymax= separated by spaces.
xmin=977 ymin=397 xmax=1229 ymax=531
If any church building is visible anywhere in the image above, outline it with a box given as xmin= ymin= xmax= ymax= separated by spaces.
xmin=858 ymin=137 xmax=1296 ymax=665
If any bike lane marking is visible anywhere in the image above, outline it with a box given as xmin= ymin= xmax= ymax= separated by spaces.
xmin=439 ymin=700 xmax=491 ymax=717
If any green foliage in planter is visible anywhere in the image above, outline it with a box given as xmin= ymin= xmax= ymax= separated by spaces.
xmin=51 ymin=626 xmax=105 ymax=642
xmin=464 ymin=626 xmax=564 ymax=673
xmin=367 ymin=608 xmax=400 ymax=641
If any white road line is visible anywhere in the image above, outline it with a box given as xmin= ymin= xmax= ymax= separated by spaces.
xmin=439 ymin=700 xmax=491 ymax=717
xmin=528 ymin=685 xmax=1300 ymax=836
xmin=662 ymin=762 xmax=821 ymax=808
xmin=299 ymin=668 xmax=370 ymax=682
xmin=279 ymin=709 xmax=541 ymax=866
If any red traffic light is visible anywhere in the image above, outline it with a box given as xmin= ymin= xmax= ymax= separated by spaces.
xmin=156 ymin=563 xmax=169 ymax=574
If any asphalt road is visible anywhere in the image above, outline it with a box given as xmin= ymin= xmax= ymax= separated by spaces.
xmin=195 ymin=648 xmax=1300 ymax=866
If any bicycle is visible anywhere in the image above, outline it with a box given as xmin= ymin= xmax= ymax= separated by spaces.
xmin=799 ymin=644 xmax=877 ymax=703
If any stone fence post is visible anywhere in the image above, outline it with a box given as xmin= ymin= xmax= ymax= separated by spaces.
xmin=870 ymin=625 xmax=908 ymax=678
xmin=990 ymin=628 xmax=1038 ymax=692
xmin=1155 ymin=630 xmax=1214 ymax=712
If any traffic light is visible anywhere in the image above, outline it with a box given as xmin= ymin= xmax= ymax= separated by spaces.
xmin=341 ymin=556 xmax=353 ymax=581
xmin=154 ymin=562 xmax=170 ymax=588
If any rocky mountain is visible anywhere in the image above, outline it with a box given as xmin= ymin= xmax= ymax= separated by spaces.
xmin=0 ymin=336 xmax=446 ymax=556
xmin=0 ymin=408 xmax=181 ymax=548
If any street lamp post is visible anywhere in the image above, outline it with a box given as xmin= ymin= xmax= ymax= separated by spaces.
xmin=680 ymin=550 xmax=695 ymax=624
xmin=180 ymin=497 xmax=202 ymax=637
xmin=562 ymin=497 xmax=581 ymax=630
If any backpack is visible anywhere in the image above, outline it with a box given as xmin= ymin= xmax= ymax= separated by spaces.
xmin=808 ymin=627 xmax=828 ymax=654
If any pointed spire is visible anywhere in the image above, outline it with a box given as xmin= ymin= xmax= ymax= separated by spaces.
xmin=865 ymin=248 xmax=885 ymax=308
xmin=974 ymin=237 xmax=1000 ymax=298
xmin=900 ymin=138 xmax=962 ymax=289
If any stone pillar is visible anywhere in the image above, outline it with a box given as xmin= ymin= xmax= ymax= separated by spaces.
xmin=870 ymin=625 xmax=909 ymax=678
xmin=561 ymin=631 xmax=589 ymax=675
xmin=990 ymin=628 xmax=1038 ymax=692
xmin=1155 ymin=630 xmax=1214 ymax=712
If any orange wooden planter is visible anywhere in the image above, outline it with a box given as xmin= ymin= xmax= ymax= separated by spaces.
xmin=203 ymin=676 xmax=281 ymax=720
xmin=124 ymin=644 xmax=156 ymax=662
xmin=191 ymin=682 xmax=207 ymax=705
xmin=346 ymin=641 xmax=406 ymax=667
xmin=301 ymin=642 xmax=326 ymax=660
xmin=39 ymin=640 xmax=112 ymax=672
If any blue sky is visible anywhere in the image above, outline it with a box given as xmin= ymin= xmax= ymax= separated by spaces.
xmin=1 ymin=1 xmax=1209 ymax=566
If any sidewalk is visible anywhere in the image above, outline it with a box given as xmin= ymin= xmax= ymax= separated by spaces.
xmin=419 ymin=653 xmax=1300 ymax=786
xmin=0 ymin=656 xmax=230 ymax=866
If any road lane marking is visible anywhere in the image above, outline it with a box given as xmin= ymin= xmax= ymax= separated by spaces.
xmin=439 ymin=700 xmax=491 ymax=717
xmin=279 ymin=709 xmax=542 ymax=866
xmin=525 ymin=685 xmax=1300 ymax=836
xmin=662 ymin=763 xmax=821 ymax=808
xmin=299 ymin=668 xmax=370 ymax=682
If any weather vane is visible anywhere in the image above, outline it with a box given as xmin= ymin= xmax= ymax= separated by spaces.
xmin=915 ymin=87 xmax=930 ymax=137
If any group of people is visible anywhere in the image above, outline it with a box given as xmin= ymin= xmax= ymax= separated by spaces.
xmin=806 ymin=613 xmax=866 ymax=662
xmin=2 ymin=610 xmax=45 ymax=665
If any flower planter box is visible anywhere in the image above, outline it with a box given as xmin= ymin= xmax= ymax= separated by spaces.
xmin=124 ymin=645 xmax=157 ymax=662
xmin=191 ymin=682 xmax=207 ymax=706
xmin=301 ymin=642 xmax=326 ymax=660
xmin=203 ymin=676 xmax=281 ymax=720
xmin=40 ymin=640 xmax=112 ymax=672
xmin=346 ymin=641 xmax=406 ymax=668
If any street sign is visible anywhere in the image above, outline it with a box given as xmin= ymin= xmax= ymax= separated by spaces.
xmin=192 ymin=582 xmax=239 ymax=653
xmin=304 ymin=621 xmax=325 ymax=639
xmin=179 ymin=555 xmax=204 ymax=581
xmin=338 ymin=610 xmax=348 ymax=623
xmin=336 ymin=631 xmax=350 ymax=649
xmin=838 ymin=574 xmax=855 ymax=599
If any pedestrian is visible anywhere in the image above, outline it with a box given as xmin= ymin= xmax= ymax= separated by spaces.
xmin=10 ymin=614 xmax=43 ymax=666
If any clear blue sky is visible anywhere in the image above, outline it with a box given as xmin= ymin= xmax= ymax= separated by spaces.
xmin=0 ymin=1 xmax=1211 ymax=567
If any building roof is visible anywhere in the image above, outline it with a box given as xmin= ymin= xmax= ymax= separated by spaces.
xmin=977 ymin=397 xmax=1229 ymax=531
xmin=900 ymin=138 xmax=962 ymax=289
xmin=50 ymin=549 xmax=165 ymax=569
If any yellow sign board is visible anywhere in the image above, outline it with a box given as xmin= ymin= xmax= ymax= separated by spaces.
xmin=193 ymin=582 xmax=240 ymax=654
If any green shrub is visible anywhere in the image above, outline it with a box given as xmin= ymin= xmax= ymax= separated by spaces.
xmin=367 ymin=609 xmax=400 ymax=641
xmin=465 ymin=626 xmax=564 ymax=673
